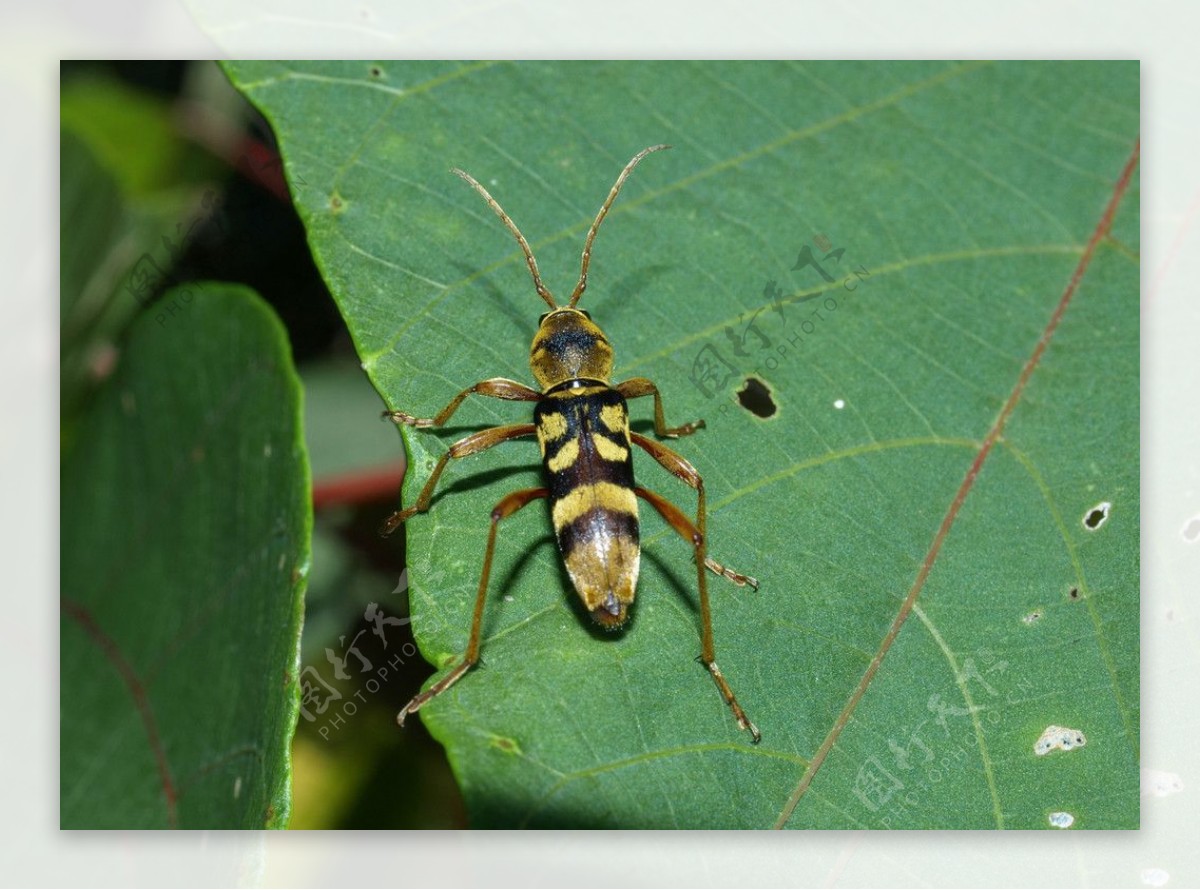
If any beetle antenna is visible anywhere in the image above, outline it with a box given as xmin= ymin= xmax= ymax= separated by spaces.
xmin=451 ymin=167 xmax=558 ymax=310
xmin=567 ymin=144 xmax=670 ymax=309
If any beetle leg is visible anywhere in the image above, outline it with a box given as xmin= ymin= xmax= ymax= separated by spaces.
xmin=615 ymin=377 xmax=705 ymax=438
xmin=383 ymin=378 xmax=540 ymax=428
xmin=629 ymin=432 xmax=758 ymax=588
xmin=380 ymin=423 xmax=536 ymax=535
xmin=634 ymin=484 xmax=760 ymax=743
xmin=397 ymin=487 xmax=549 ymax=726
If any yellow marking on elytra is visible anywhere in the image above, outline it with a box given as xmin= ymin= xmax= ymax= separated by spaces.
xmin=547 ymin=438 xmax=581 ymax=473
xmin=539 ymin=412 xmax=569 ymax=441
xmin=599 ymin=404 xmax=626 ymax=432
xmin=551 ymin=481 xmax=638 ymax=529
xmin=592 ymin=433 xmax=629 ymax=463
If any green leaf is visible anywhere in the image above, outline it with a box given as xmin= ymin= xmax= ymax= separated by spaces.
xmin=225 ymin=60 xmax=1138 ymax=828
xmin=60 ymin=284 xmax=311 ymax=829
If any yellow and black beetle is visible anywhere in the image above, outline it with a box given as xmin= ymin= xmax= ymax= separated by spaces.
xmin=383 ymin=145 xmax=761 ymax=742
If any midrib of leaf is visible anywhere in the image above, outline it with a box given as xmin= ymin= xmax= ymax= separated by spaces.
xmin=61 ymin=597 xmax=179 ymax=826
xmin=772 ymin=139 xmax=1141 ymax=829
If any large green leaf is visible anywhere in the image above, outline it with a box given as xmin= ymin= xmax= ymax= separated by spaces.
xmin=60 ymin=284 xmax=311 ymax=828
xmin=225 ymin=61 xmax=1138 ymax=828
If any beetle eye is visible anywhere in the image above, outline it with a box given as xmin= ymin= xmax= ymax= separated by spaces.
xmin=538 ymin=312 xmax=550 ymax=324
xmin=579 ymin=310 xmax=592 ymax=320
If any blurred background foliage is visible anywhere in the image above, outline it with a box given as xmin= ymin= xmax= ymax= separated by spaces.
xmin=61 ymin=61 xmax=463 ymax=828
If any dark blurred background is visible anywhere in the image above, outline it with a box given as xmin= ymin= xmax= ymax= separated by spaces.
xmin=60 ymin=60 xmax=464 ymax=828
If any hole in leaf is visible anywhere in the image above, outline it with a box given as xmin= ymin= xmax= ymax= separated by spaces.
xmin=1068 ymin=586 xmax=1080 ymax=601
xmin=736 ymin=376 xmax=776 ymax=419
xmin=1083 ymin=501 xmax=1110 ymax=530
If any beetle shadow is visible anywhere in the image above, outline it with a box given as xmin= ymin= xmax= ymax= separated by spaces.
xmin=583 ymin=263 xmax=673 ymax=320
xmin=404 ymin=423 xmax=534 ymax=445
xmin=418 ymin=464 xmax=539 ymax=512
xmin=433 ymin=259 xmax=674 ymax=348
xmin=484 ymin=527 xmax=558 ymax=625
xmin=444 ymin=258 xmax=537 ymax=334
xmin=640 ymin=547 xmax=701 ymax=618
xmin=416 ymin=423 xmax=532 ymax=440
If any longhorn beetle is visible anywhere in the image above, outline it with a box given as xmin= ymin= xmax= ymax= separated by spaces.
xmin=382 ymin=145 xmax=762 ymax=742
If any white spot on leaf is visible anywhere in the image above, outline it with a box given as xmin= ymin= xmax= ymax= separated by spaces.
xmin=833 ymin=399 xmax=845 ymax=410
xmin=1048 ymin=811 xmax=1074 ymax=828
xmin=1034 ymin=724 xmax=1087 ymax=756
